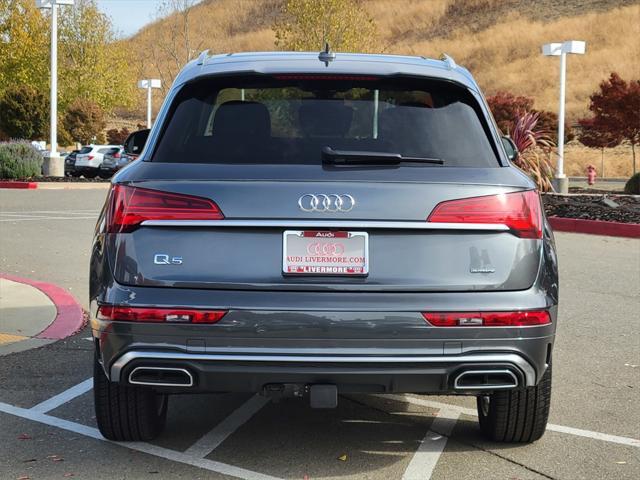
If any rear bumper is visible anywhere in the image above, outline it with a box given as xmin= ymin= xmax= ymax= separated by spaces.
xmin=91 ymin=275 xmax=557 ymax=394
xmin=108 ymin=350 xmax=539 ymax=394
xmin=99 ymin=164 xmax=117 ymax=173
xmin=73 ymin=166 xmax=100 ymax=174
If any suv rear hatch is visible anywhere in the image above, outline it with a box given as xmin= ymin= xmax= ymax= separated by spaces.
xmin=107 ymin=74 xmax=542 ymax=292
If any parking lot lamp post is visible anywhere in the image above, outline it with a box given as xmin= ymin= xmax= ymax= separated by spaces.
xmin=37 ymin=0 xmax=74 ymax=177
xmin=542 ymin=40 xmax=586 ymax=193
xmin=138 ymin=79 xmax=162 ymax=128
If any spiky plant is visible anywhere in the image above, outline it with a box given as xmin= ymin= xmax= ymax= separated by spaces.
xmin=509 ymin=111 xmax=556 ymax=192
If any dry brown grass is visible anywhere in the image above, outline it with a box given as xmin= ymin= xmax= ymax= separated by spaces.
xmin=564 ymin=143 xmax=636 ymax=178
xmin=391 ymin=3 xmax=640 ymax=121
xmin=120 ymin=0 xmax=639 ymax=177
xmin=125 ymin=0 xmax=639 ymax=122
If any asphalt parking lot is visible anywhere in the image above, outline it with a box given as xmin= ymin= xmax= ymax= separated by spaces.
xmin=0 ymin=188 xmax=639 ymax=480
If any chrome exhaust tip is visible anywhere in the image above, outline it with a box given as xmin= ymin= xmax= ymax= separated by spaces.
xmin=453 ymin=369 xmax=518 ymax=390
xmin=128 ymin=366 xmax=194 ymax=387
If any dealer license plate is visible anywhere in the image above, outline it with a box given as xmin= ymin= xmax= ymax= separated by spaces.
xmin=283 ymin=230 xmax=368 ymax=276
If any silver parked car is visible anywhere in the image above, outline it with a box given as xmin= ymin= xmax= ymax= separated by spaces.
xmin=90 ymin=51 xmax=558 ymax=443
xmin=98 ymin=147 xmax=127 ymax=178
xmin=74 ymin=144 xmax=121 ymax=178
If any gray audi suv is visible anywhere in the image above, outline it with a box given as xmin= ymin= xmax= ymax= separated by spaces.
xmin=90 ymin=51 xmax=558 ymax=443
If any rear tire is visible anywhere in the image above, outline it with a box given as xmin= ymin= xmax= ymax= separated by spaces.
xmin=93 ymin=354 xmax=168 ymax=441
xmin=477 ymin=362 xmax=552 ymax=443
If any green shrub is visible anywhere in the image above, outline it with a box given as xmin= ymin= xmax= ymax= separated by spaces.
xmin=624 ymin=172 xmax=640 ymax=194
xmin=0 ymin=142 xmax=43 ymax=179
xmin=0 ymin=85 xmax=48 ymax=140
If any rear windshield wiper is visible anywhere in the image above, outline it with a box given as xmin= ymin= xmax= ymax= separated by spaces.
xmin=322 ymin=146 xmax=444 ymax=165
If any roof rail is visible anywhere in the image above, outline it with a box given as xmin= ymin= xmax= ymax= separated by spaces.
xmin=440 ymin=53 xmax=457 ymax=70
xmin=196 ymin=49 xmax=210 ymax=66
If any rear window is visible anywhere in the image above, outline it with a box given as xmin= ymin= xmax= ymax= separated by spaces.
xmin=152 ymin=76 xmax=498 ymax=167
xmin=79 ymin=146 xmax=92 ymax=154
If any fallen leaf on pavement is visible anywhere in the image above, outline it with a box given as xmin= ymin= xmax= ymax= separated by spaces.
xmin=337 ymin=454 xmax=348 ymax=461
xmin=17 ymin=434 xmax=32 ymax=440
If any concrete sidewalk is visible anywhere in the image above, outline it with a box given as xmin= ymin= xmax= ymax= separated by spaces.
xmin=0 ymin=276 xmax=84 ymax=355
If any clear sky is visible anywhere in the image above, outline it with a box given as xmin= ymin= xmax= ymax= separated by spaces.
xmin=97 ymin=0 xmax=162 ymax=38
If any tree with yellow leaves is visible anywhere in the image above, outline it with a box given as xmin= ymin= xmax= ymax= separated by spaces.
xmin=273 ymin=0 xmax=378 ymax=53
xmin=0 ymin=0 xmax=49 ymax=96
xmin=0 ymin=0 xmax=135 ymax=118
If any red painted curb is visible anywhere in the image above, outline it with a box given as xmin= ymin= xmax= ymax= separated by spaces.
xmin=0 ymin=273 xmax=85 ymax=340
xmin=0 ymin=181 xmax=38 ymax=189
xmin=549 ymin=217 xmax=640 ymax=238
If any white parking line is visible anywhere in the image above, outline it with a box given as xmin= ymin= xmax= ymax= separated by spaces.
xmin=1 ymin=210 xmax=99 ymax=214
xmin=383 ymin=394 xmax=640 ymax=449
xmin=402 ymin=408 xmax=460 ymax=480
xmin=0 ymin=216 xmax=97 ymax=222
xmin=0 ymin=401 xmax=283 ymax=480
xmin=185 ymin=394 xmax=270 ymax=458
xmin=30 ymin=378 xmax=93 ymax=414
xmin=546 ymin=423 xmax=640 ymax=448
xmin=0 ymin=213 xmax=97 ymax=217
xmin=2 ymin=378 xmax=638 ymax=480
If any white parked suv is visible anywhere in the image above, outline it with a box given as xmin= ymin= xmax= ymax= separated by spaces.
xmin=73 ymin=145 xmax=121 ymax=178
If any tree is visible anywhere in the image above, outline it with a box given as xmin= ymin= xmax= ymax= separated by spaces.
xmin=58 ymin=0 xmax=136 ymax=111
xmin=486 ymin=91 xmax=533 ymax=134
xmin=63 ymin=99 xmax=105 ymax=144
xmin=146 ymin=0 xmax=204 ymax=97
xmin=1 ymin=1 xmax=135 ymax=113
xmin=0 ymin=85 xmax=48 ymax=140
xmin=585 ymin=72 xmax=640 ymax=174
xmin=486 ymin=92 xmax=572 ymax=142
xmin=273 ymin=0 xmax=378 ymax=52
xmin=577 ymin=117 xmax=622 ymax=177
xmin=0 ymin=0 xmax=49 ymax=97
xmin=106 ymin=127 xmax=130 ymax=145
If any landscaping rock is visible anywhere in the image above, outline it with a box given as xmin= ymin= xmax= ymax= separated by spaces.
xmin=542 ymin=194 xmax=640 ymax=224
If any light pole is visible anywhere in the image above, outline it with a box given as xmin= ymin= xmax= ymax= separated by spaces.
xmin=37 ymin=0 xmax=74 ymax=177
xmin=542 ymin=40 xmax=586 ymax=193
xmin=137 ymin=79 xmax=161 ymax=128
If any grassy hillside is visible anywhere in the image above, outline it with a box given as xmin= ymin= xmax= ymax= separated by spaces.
xmin=120 ymin=0 xmax=639 ymax=177
xmin=126 ymin=0 xmax=639 ymax=122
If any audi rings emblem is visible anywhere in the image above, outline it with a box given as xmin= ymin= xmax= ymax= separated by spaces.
xmin=306 ymin=242 xmax=345 ymax=256
xmin=298 ymin=194 xmax=355 ymax=213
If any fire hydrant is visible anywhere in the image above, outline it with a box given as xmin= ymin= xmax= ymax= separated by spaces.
xmin=586 ymin=165 xmax=597 ymax=185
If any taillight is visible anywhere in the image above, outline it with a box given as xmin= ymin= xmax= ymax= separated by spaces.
xmin=422 ymin=310 xmax=551 ymax=327
xmin=98 ymin=306 xmax=227 ymax=324
xmin=88 ymin=155 xmax=94 ymax=160
xmin=427 ymin=190 xmax=543 ymax=239
xmin=113 ymin=152 xmax=121 ymax=158
xmin=106 ymin=185 xmax=224 ymax=233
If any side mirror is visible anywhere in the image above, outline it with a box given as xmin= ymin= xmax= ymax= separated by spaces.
xmin=123 ymin=129 xmax=150 ymax=156
xmin=501 ymin=136 xmax=519 ymax=162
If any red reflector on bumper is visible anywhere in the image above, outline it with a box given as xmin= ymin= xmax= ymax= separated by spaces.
xmin=422 ymin=310 xmax=551 ymax=327
xmin=97 ymin=306 xmax=227 ymax=324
